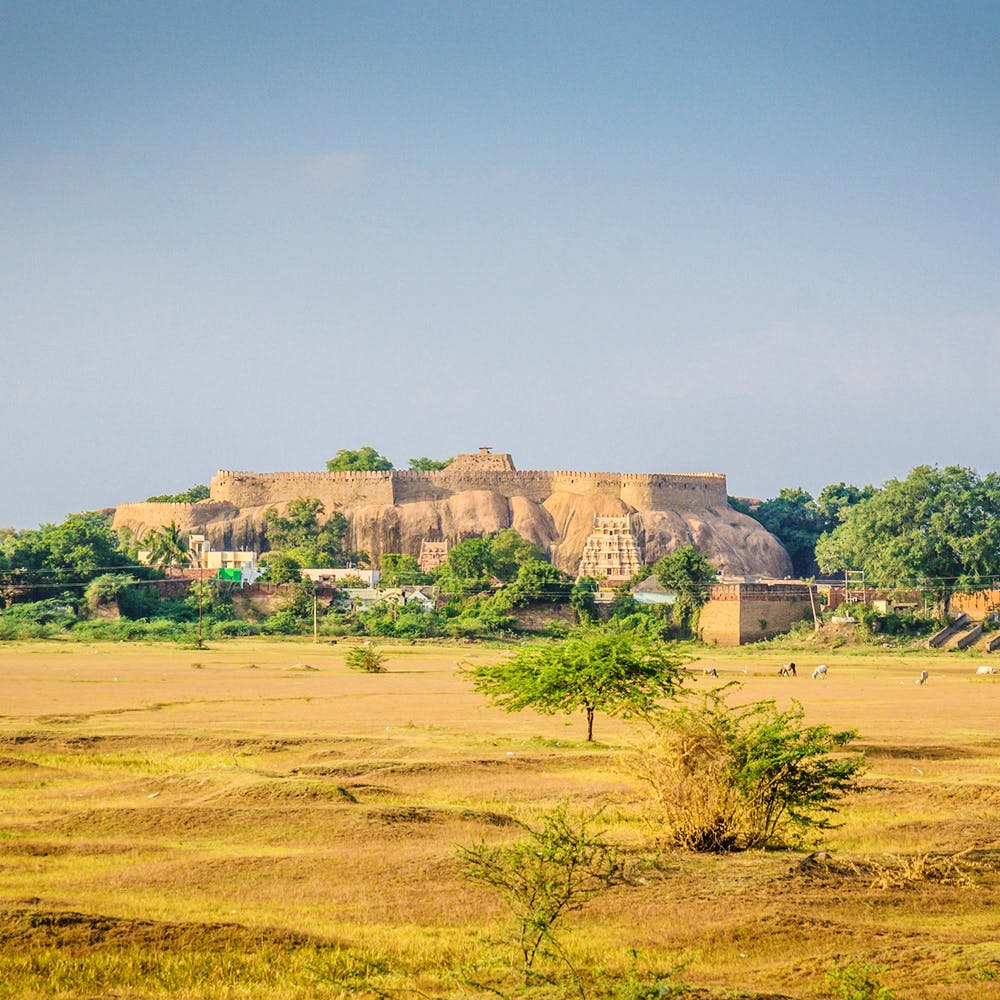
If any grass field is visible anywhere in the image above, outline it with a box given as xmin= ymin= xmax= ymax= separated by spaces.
xmin=0 ymin=638 xmax=997 ymax=998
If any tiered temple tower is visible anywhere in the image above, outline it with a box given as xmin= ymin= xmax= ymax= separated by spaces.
xmin=576 ymin=515 xmax=643 ymax=582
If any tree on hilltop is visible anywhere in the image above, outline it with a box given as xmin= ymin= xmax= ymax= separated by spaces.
xmin=326 ymin=447 xmax=393 ymax=472
xmin=146 ymin=485 xmax=210 ymax=503
xmin=409 ymin=456 xmax=454 ymax=471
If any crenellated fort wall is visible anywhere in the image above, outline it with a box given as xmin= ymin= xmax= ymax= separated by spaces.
xmin=110 ymin=450 xmax=792 ymax=580
xmin=205 ymin=466 xmax=728 ymax=511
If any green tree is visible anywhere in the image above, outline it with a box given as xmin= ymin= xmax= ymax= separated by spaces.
xmin=468 ymin=629 xmax=686 ymax=741
xmin=326 ymin=446 xmax=393 ymax=472
xmin=632 ymin=691 xmax=866 ymax=851
xmin=815 ymin=465 xmax=1000 ymax=608
xmin=260 ymin=552 xmax=302 ymax=584
xmin=505 ymin=560 xmax=574 ymax=605
xmin=377 ymin=553 xmax=428 ymax=587
xmin=732 ymin=484 xmax=873 ymax=577
xmin=408 ymin=456 xmax=453 ymax=471
xmin=570 ymin=576 xmax=598 ymax=624
xmin=434 ymin=536 xmax=496 ymax=596
xmin=488 ymin=528 xmax=546 ymax=582
xmin=145 ymin=484 xmax=210 ymax=503
xmin=263 ymin=498 xmax=351 ymax=567
xmin=652 ymin=546 xmax=718 ymax=635
xmin=745 ymin=488 xmax=825 ymax=577
xmin=143 ymin=521 xmax=192 ymax=571
xmin=0 ymin=512 xmax=131 ymax=597
xmin=815 ymin=482 xmax=876 ymax=526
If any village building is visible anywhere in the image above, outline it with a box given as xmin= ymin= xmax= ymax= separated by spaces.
xmin=299 ymin=567 xmax=380 ymax=587
xmin=697 ymin=581 xmax=814 ymax=646
xmin=187 ymin=534 xmax=259 ymax=573
xmin=338 ymin=585 xmax=439 ymax=611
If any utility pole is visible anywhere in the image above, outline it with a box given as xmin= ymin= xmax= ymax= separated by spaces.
xmin=313 ymin=592 xmax=318 ymax=642
xmin=197 ymin=567 xmax=205 ymax=649
xmin=808 ymin=579 xmax=820 ymax=631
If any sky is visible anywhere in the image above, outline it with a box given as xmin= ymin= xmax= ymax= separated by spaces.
xmin=2 ymin=2 xmax=997 ymax=527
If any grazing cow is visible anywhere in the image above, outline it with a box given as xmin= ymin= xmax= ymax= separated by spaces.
xmin=812 ymin=664 xmax=828 ymax=680
xmin=976 ymin=665 xmax=997 ymax=675
xmin=916 ymin=670 xmax=929 ymax=685
xmin=778 ymin=662 xmax=797 ymax=677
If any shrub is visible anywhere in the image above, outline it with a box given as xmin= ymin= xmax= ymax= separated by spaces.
xmin=0 ymin=597 xmax=78 ymax=629
xmin=261 ymin=610 xmax=302 ymax=635
xmin=458 ymin=804 xmax=628 ymax=979
xmin=826 ymin=961 xmax=895 ymax=1000
xmin=211 ymin=619 xmax=260 ymax=637
xmin=631 ymin=690 xmax=866 ymax=850
xmin=345 ymin=646 xmax=386 ymax=672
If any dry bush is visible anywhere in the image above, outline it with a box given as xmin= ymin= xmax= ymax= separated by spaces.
xmin=628 ymin=690 xmax=866 ymax=851
xmin=855 ymin=852 xmax=977 ymax=890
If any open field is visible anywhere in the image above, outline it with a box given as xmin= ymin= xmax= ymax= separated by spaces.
xmin=0 ymin=638 xmax=998 ymax=998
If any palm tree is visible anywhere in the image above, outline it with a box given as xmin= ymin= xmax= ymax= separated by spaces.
xmin=144 ymin=521 xmax=192 ymax=570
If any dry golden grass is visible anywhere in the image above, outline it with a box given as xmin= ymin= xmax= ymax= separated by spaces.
xmin=0 ymin=637 xmax=997 ymax=997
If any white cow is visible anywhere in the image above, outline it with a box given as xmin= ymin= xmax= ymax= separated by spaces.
xmin=975 ymin=665 xmax=997 ymax=675
xmin=916 ymin=670 xmax=929 ymax=685
xmin=812 ymin=664 xmax=828 ymax=680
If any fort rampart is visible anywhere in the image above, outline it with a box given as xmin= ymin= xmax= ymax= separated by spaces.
xmin=112 ymin=500 xmax=240 ymax=536
xmin=206 ymin=468 xmax=728 ymax=511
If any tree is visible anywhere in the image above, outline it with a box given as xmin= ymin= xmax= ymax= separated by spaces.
xmin=570 ymin=576 xmax=598 ymax=624
xmin=145 ymin=484 xmax=210 ymax=503
xmin=468 ymin=629 xmax=687 ymax=741
xmin=0 ymin=512 xmax=131 ymax=597
xmin=326 ymin=447 xmax=393 ymax=472
xmin=733 ymin=484 xmax=873 ymax=578
xmin=143 ymin=521 xmax=191 ymax=571
xmin=815 ymin=482 xmax=876 ymax=526
xmin=815 ymin=465 xmax=1000 ymax=607
xmin=631 ymin=690 xmax=866 ymax=851
xmin=744 ymin=488 xmax=825 ymax=577
xmin=652 ymin=546 xmax=718 ymax=634
xmin=408 ymin=456 xmax=453 ymax=471
xmin=263 ymin=497 xmax=351 ymax=567
xmin=504 ymin=560 xmax=574 ymax=605
xmin=260 ymin=552 xmax=301 ymax=584
xmin=458 ymin=804 xmax=628 ymax=980
xmin=378 ymin=553 xmax=428 ymax=587
xmin=488 ymin=528 xmax=546 ymax=582
xmin=434 ymin=536 xmax=496 ymax=596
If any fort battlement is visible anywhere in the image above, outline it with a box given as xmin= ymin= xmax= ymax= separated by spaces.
xmin=112 ymin=500 xmax=240 ymax=537
xmin=207 ymin=464 xmax=728 ymax=511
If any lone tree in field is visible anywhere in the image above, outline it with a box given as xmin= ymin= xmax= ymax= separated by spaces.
xmin=468 ymin=629 xmax=687 ymax=741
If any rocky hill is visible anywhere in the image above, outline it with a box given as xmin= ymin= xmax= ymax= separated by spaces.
xmin=113 ymin=449 xmax=792 ymax=579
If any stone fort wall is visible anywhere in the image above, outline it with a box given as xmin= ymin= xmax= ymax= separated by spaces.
xmin=206 ymin=468 xmax=728 ymax=511
xmin=111 ymin=500 xmax=240 ymax=537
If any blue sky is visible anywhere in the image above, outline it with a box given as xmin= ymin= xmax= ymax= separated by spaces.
xmin=2 ymin=2 xmax=997 ymax=526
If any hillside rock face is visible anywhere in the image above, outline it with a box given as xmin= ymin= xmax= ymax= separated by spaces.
xmin=112 ymin=450 xmax=793 ymax=579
